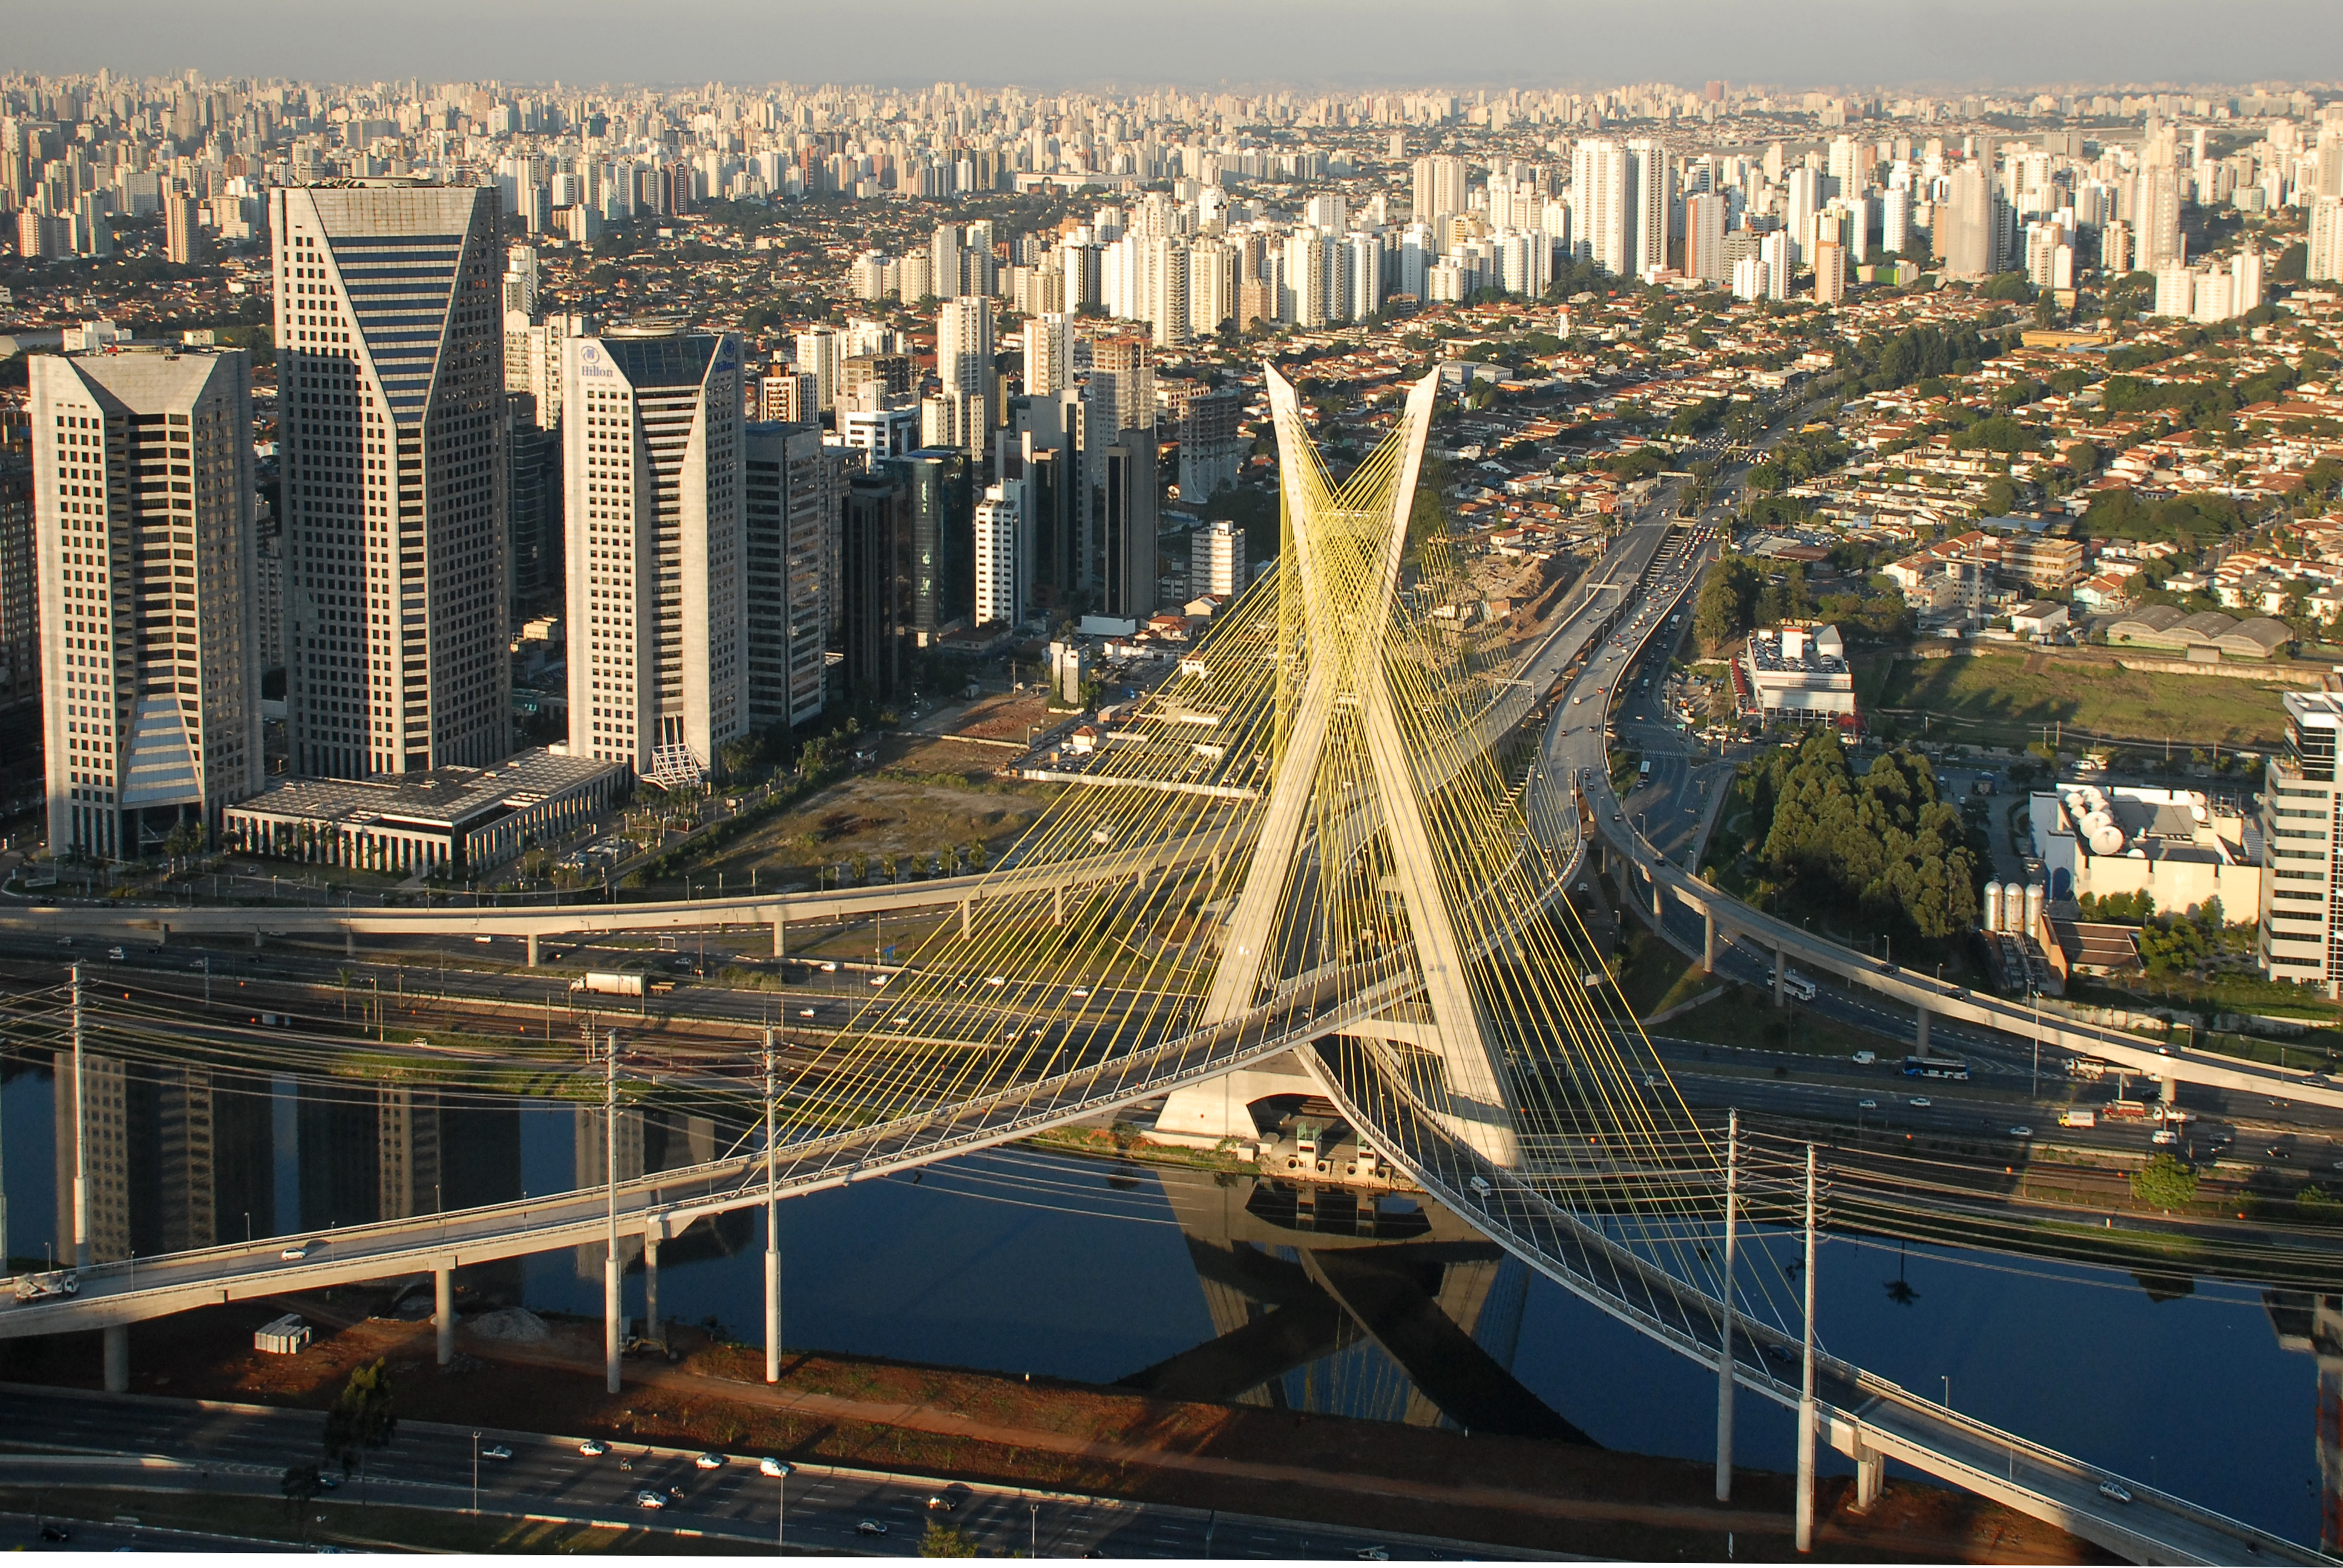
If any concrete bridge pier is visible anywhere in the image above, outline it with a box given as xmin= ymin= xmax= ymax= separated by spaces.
xmin=345 ymin=930 xmax=355 ymax=958
xmin=253 ymin=928 xmax=263 ymax=949
xmin=603 ymin=1243 xmax=622 ymax=1394
xmin=102 ymin=1324 xmax=127 ymax=1393
xmin=960 ymin=900 xmax=972 ymax=938
xmin=1773 ymin=947 xmax=1786 ymax=1008
xmin=1915 ymin=1007 xmax=1929 ymax=1056
xmin=1850 ymin=1434 xmax=1886 ymax=1511
xmin=771 ymin=915 xmax=786 ymax=959
xmin=764 ymin=1231 xmax=782 ymax=1383
xmin=525 ymin=933 xmax=539 ymax=967
xmin=643 ymin=1221 xmax=664 ymax=1351
xmin=1052 ymin=883 xmax=1065 ymax=928
xmin=434 ymin=1265 xmax=455 ymax=1365
xmin=1703 ymin=906 xmax=1716 ymax=974
xmin=1650 ymin=863 xmax=1663 ymax=922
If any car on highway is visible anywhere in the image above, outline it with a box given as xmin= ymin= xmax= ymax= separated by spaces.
xmin=280 ymin=1239 xmax=321 ymax=1261
xmin=693 ymin=1452 xmax=726 ymax=1469
xmin=2099 ymin=1480 xmax=2133 ymax=1504
xmin=1857 ymin=1099 xmax=1878 ymax=1110
xmin=2010 ymin=1126 xmax=2034 ymax=1138
xmin=857 ymin=1520 xmax=890 ymax=1537
xmin=13 ymin=1270 xmax=78 ymax=1302
xmin=480 ymin=1443 xmax=514 ymax=1460
xmin=1466 ymin=1175 xmax=1494 ymax=1198
xmin=579 ymin=1439 xmax=608 ymax=1456
xmin=798 ymin=1007 xmax=816 ymax=1018
xmin=759 ymin=1457 xmax=792 ymax=1478
xmin=927 ymin=1494 xmax=956 ymax=1512
xmin=2151 ymin=1128 xmax=2178 ymax=1146
xmin=1909 ymin=1097 xmax=1932 ymax=1109
xmin=635 ymin=1490 xmax=669 ymax=1510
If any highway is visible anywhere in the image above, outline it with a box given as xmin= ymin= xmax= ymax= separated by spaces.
xmin=0 ymin=1385 xmax=1497 ymax=1560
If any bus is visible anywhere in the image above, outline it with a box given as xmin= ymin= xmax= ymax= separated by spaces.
xmin=1903 ymin=1055 xmax=1971 ymax=1081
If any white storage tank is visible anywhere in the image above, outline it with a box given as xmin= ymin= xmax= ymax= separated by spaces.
xmin=1983 ymin=881 xmax=2004 ymax=932
xmin=2024 ymin=881 xmax=2046 ymax=935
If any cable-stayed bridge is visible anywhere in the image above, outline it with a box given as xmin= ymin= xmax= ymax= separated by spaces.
xmin=0 ymin=368 xmax=2319 ymax=1564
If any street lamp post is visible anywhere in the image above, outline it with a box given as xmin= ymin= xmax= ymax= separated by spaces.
xmin=1029 ymin=1502 xmax=1040 ymax=1558
xmin=471 ymin=1430 xmax=480 ymax=1514
xmin=2031 ymin=987 xmax=2042 ymax=1101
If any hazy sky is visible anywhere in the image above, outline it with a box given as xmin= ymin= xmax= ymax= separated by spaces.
xmin=10 ymin=0 xmax=2341 ymax=92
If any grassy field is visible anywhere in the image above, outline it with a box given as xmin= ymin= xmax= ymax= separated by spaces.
xmin=1863 ymin=651 xmax=2290 ymax=750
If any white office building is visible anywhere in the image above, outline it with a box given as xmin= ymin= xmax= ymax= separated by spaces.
xmin=1023 ymin=311 xmax=1073 ymax=397
xmin=563 ymin=327 xmax=747 ymax=785
xmin=33 ymin=347 xmax=263 ymax=860
xmin=2261 ymin=691 xmax=2343 ymax=995
xmin=936 ymin=297 xmax=995 ymax=454
xmin=1190 ymin=518 xmax=1246 ymax=598
xmin=270 ymin=181 xmax=510 ymax=780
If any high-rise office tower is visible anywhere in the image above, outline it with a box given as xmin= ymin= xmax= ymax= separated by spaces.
xmin=1812 ymin=242 xmax=1846 ymax=304
xmin=505 ymin=391 xmax=562 ymax=611
xmin=1786 ymin=167 xmax=1822 ymax=266
xmin=2311 ymin=198 xmax=2343 ymax=285
xmin=1023 ymin=312 xmax=1073 ymax=398
xmin=742 ymin=420 xmax=834 ymax=733
xmin=164 ymin=192 xmax=205 ymax=267
xmin=840 ymin=463 xmax=909 ymax=702
xmin=902 ymin=449 xmax=972 ymax=644
xmin=0 ymin=449 xmax=34 ymax=716
xmin=1100 ymin=426 xmax=1156 ymax=622
xmin=33 ymin=346 xmax=261 ymax=859
xmin=562 ymin=327 xmax=746 ymax=784
xmin=936 ymin=296 xmax=995 ymax=454
xmin=931 ymin=222 xmax=965 ymax=299
xmin=270 ymin=181 xmax=510 ymax=779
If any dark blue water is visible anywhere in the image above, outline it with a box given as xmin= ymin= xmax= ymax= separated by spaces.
xmin=1 ymin=1065 xmax=2321 ymax=1543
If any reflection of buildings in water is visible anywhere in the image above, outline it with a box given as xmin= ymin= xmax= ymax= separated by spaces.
xmin=1136 ymin=1162 xmax=1582 ymax=1441
xmin=297 ymin=1080 xmax=521 ymax=1234
xmin=571 ymin=1104 xmax=729 ymax=1280
xmin=2267 ymin=1290 xmax=2343 ymax=1552
xmin=52 ymin=1055 xmax=274 ymax=1260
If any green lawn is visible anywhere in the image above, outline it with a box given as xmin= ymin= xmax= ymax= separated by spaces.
xmin=1864 ymin=652 xmax=2289 ymax=750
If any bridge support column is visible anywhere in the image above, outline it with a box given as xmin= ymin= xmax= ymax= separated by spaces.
xmin=1850 ymin=1434 xmax=1885 ymax=1512
xmin=525 ymin=933 xmax=539 ymax=967
xmin=643 ymin=1223 xmax=663 ymax=1352
xmin=959 ymin=900 xmax=971 ymax=939
xmin=1052 ymin=883 xmax=1065 ymax=928
xmin=102 ymin=1325 xmax=128 ymax=1393
xmin=1915 ymin=1007 xmax=1929 ymax=1056
xmin=345 ymin=930 xmax=355 ymax=958
xmin=254 ymin=929 xmax=263 ymax=949
xmin=772 ymin=915 xmax=786 ymax=960
xmin=1773 ymin=947 xmax=1786 ymax=1009
xmin=603 ymin=1247 xmax=622 ymax=1395
xmin=1703 ymin=907 xmax=1716 ymax=975
xmin=435 ymin=1266 xmax=454 ymax=1365
xmin=1650 ymin=864 xmax=1662 ymax=922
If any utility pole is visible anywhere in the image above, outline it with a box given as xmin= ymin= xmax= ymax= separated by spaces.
xmin=604 ymin=1030 xmax=621 ymax=1395
xmin=1795 ymin=1143 xmax=1818 ymax=1555
xmin=71 ymin=961 xmax=89 ymax=1270
xmin=1715 ymin=1108 xmax=1738 ymax=1503
xmin=764 ymin=1027 xmax=781 ymax=1384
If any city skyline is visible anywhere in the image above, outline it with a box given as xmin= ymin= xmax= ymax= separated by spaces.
xmin=8 ymin=2 xmax=2343 ymax=93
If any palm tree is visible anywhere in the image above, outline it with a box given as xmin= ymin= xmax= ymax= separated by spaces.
xmin=1884 ymin=1238 xmax=1919 ymax=1307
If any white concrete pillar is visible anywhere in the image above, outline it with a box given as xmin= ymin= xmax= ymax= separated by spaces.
xmin=1852 ymin=1437 xmax=1885 ymax=1512
xmin=1915 ymin=1007 xmax=1929 ymax=1056
xmin=1703 ymin=907 xmax=1716 ymax=974
xmin=525 ymin=933 xmax=539 ymax=967
xmin=1774 ymin=947 xmax=1786 ymax=1009
xmin=435 ymin=1265 xmax=454 ymax=1365
xmin=643 ymin=1227 xmax=662 ymax=1351
xmin=960 ymin=899 xmax=971 ymax=938
xmin=102 ymin=1324 xmax=128 ymax=1392
xmin=772 ymin=914 xmax=786 ymax=959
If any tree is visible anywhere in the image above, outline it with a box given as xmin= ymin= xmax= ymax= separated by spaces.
xmin=281 ymin=1463 xmax=324 ymax=1542
xmin=1694 ymin=556 xmax=1762 ymax=654
xmin=2129 ymin=1152 xmax=2198 ymax=1212
xmin=321 ymin=1359 xmax=399 ymax=1502
xmin=920 ymin=1522 xmax=981 ymax=1557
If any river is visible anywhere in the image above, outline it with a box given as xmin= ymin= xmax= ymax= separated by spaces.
xmin=0 ymin=1059 xmax=2322 ymax=1546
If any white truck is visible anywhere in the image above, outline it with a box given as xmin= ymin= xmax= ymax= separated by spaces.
xmin=571 ymin=971 xmax=646 ymax=998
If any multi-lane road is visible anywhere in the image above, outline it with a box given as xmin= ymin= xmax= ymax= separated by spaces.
xmin=0 ymin=1385 xmax=1507 ymax=1560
